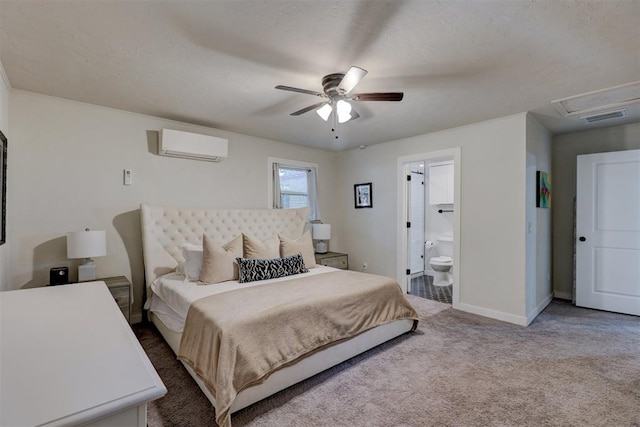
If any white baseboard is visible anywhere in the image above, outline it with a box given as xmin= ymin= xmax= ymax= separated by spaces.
xmin=455 ymin=302 xmax=528 ymax=326
xmin=553 ymin=291 xmax=573 ymax=301
xmin=526 ymin=293 xmax=553 ymax=325
xmin=456 ymin=293 xmax=553 ymax=327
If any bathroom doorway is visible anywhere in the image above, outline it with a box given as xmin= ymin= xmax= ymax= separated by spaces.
xmin=397 ymin=148 xmax=461 ymax=308
xmin=407 ymin=159 xmax=454 ymax=304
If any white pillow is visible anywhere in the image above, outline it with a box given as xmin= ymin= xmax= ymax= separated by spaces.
xmin=200 ymin=234 xmax=243 ymax=284
xmin=280 ymin=230 xmax=316 ymax=268
xmin=180 ymin=242 xmax=203 ymax=281
xmin=243 ymin=234 xmax=280 ymax=259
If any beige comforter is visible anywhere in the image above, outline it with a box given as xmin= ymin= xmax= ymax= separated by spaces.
xmin=177 ymin=270 xmax=419 ymax=427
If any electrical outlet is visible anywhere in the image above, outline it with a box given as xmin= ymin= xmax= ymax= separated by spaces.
xmin=362 ymin=262 xmax=368 ymax=271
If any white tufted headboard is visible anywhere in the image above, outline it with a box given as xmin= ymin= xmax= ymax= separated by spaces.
xmin=140 ymin=204 xmax=308 ymax=291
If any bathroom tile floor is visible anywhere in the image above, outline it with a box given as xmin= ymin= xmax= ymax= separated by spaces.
xmin=410 ymin=274 xmax=452 ymax=304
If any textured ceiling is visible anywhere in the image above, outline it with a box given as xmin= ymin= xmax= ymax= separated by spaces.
xmin=1 ymin=0 xmax=639 ymax=151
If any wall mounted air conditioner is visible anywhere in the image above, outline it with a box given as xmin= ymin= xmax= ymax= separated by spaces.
xmin=159 ymin=128 xmax=228 ymax=162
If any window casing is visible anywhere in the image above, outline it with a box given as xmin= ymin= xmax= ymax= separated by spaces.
xmin=270 ymin=158 xmax=321 ymax=221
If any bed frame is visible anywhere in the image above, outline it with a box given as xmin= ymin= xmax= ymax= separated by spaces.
xmin=140 ymin=204 xmax=414 ymax=414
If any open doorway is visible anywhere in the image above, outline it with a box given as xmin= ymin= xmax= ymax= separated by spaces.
xmin=407 ymin=160 xmax=454 ymax=304
xmin=397 ymin=148 xmax=461 ymax=308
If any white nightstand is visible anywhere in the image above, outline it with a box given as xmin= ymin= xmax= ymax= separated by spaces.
xmin=101 ymin=276 xmax=132 ymax=324
xmin=315 ymin=251 xmax=349 ymax=270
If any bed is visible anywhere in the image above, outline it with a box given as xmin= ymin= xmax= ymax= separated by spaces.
xmin=140 ymin=204 xmax=418 ymax=427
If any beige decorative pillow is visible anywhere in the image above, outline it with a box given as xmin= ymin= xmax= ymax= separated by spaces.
xmin=243 ymin=234 xmax=280 ymax=259
xmin=280 ymin=230 xmax=316 ymax=268
xmin=200 ymin=234 xmax=243 ymax=284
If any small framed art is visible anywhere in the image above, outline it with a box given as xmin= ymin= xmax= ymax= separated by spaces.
xmin=536 ymin=171 xmax=551 ymax=208
xmin=354 ymin=182 xmax=373 ymax=209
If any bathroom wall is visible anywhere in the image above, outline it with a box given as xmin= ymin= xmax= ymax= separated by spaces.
xmin=408 ymin=159 xmax=455 ymax=276
xmin=425 ymin=160 xmax=454 ymax=264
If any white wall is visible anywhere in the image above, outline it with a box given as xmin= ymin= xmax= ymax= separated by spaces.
xmin=552 ymin=122 xmax=640 ymax=300
xmin=338 ymin=113 xmax=529 ymax=323
xmin=0 ymin=62 xmax=10 ymax=289
xmin=525 ymin=114 xmax=552 ymax=322
xmin=8 ymin=90 xmax=340 ymax=320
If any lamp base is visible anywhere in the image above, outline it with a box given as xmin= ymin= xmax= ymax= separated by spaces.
xmin=78 ymin=260 xmax=97 ymax=282
xmin=315 ymin=241 xmax=328 ymax=254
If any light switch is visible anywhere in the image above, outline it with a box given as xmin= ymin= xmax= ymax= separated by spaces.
xmin=124 ymin=169 xmax=133 ymax=185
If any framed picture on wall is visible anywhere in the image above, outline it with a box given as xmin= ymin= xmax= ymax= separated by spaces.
xmin=0 ymin=130 xmax=6 ymax=245
xmin=354 ymin=182 xmax=373 ymax=209
xmin=536 ymin=171 xmax=551 ymax=208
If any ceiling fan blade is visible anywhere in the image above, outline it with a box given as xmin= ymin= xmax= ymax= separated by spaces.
xmin=338 ymin=66 xmax=367 ymax=95
xmin=351 ymin=92 xmax=404 ymax=101
xmin=275 ymin=85 xmax=326 ymax=97
xmin=290 ymin=101 xmax=329 ymax=116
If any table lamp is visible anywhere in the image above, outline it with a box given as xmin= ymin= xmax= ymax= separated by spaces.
xmin=312 ymin=223 xmax=331 ymax=254
xmin=67 ymin=228 xmax=107 ymax=281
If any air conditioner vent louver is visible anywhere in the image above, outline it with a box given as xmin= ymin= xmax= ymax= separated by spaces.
xmin=551 ymin=81 xmax=640 ymax=116
xmin=158 ymin=128 xmax=228 ymax=162
xmin=579 ymin=109 xmax=628 ymax=124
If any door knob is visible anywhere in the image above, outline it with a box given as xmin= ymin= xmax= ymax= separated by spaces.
xmin=579 ymin=236 xmax=586 ymax=242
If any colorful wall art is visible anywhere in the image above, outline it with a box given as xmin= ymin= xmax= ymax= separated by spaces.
xmin=536 ymin=171 xmax=551 ymax=208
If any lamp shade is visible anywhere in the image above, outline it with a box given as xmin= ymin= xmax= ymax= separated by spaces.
xmin=312 ymin=223 xmax=331 ymax=240
xmin=336 ymin=100 xmax=353 ymax=123
xmin=316 ymin=104 xmax=332 ymax=121
xmin=67 ymin=230 xmax=107 ymax=259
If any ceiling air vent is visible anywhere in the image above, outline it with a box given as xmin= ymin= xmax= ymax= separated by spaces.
xmin=579 ymin=109 xmax=628 ymax=124
xmin=551 ymin=81 xmax=640 ymax=116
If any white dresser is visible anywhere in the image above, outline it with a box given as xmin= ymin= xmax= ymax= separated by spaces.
xmin=0 ymin=282 xmax=166 ymax=426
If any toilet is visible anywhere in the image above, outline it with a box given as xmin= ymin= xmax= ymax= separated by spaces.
xmin=429 ymin=256 xmax=453 ymax=286
xmin=428 ymin=235 xmax=453 ymax=286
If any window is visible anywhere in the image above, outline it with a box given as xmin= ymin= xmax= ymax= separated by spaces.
xmin=270 ymin=158 xmax=321 ymax=221
xmin=278 ymin=166 xmax=309 ymax=209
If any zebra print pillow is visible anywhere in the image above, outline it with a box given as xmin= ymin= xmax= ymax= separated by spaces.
xmin=236 ymin=253 xmax=309 ymax=283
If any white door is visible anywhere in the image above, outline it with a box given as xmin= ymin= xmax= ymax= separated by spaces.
xmin=576 ymin=149 xmax=640 ymax=316
xmin=409 ymin=167 xmax=425 ymax=274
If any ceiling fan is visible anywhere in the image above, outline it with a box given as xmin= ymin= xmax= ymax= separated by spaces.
xmin=275 ymin=66 xmax=403 ymax=132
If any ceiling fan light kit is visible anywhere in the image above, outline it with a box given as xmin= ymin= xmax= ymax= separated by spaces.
xmin=276 ymin=65 xmax=404 ymax=138
xmin=336 ymin=100 xmax=353 ymax=123
xmin=316 ymin=103 xmax=332 ymax=121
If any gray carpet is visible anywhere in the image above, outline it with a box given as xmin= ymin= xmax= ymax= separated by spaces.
xmin=135 ymin=297 xmax=640 ymax=427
